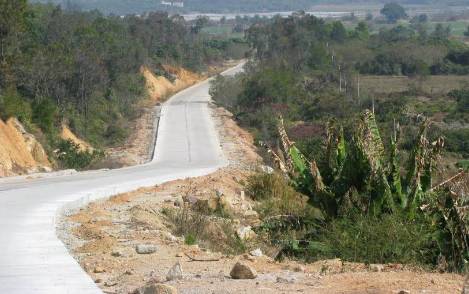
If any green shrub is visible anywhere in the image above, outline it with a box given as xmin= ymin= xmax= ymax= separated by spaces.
xmin=306 ymin=213 xmax=437 ymax=266
xmin=56 ymin=139 xmax=104 ymax=170
xmin=32 ymin=99 xmax=58 ymax=135
xmin=0 ymin=90 xmax=32 ymax=124
xmin=456 ymin=160 xmax=469 ymax=170
xmin=184 ymin=234 xmax=197 ymax=245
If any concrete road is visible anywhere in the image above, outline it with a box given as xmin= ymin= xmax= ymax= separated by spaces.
xmin=0 ymin=63 xmax=244 ymax=293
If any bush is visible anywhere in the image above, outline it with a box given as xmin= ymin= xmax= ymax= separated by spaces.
xmin=246 ymin=173 xmax=286 ymax=201
xmin=445 ymin=128 xmax=469 ymax=157
xmin=56 ymin=139 xmax=104 ymax=169
xmin=32 ymin=99 xmax=58 ymax=135
xmin=306 ymin=213 xmax=437 ymax=266
xmin=0 ymin=90 xmax=32 ymax=124
xmin=247 ymin=173 xmax=324 ymax=258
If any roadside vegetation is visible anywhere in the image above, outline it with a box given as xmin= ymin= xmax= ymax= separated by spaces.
xmin=211 ymin=6 xmax=469 ymax=273
xmin=0 ymin=0 xmax=248 ymax=169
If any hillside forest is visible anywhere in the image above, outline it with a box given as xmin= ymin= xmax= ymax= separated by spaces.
xmin=0 ymin=0 xmax=247 ymax=169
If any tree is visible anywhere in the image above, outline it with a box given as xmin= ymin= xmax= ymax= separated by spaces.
xmin=380 ymin=3 xmax=407 ymax=23
xmin=353 ymin=22 xmax=369 ymax=40
xmin=192 ymin=16 xmax=209 ymax=34
xmin=330 ymin=21 xmax=347 ymax=43
xmin=464 ymin=25 xmax=469 ymax=37
xmin=0 ymin=0 xmax=27 ymax=61
xmin=432 ymin=23 xmax=451 ymax=41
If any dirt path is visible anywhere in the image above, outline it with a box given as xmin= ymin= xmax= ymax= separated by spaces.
xmin=59 ymin=106 xmax=466 ymax=294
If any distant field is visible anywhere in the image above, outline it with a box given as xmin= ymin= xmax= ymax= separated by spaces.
xmin=202 ymin=25 xmax=244 ymax=38
xmin=430 ymin=21 xmax=469 ymax=36
xmin=360 ymin=75 xmax=469 ymax=95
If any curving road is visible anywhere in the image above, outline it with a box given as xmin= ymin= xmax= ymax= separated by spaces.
xmin=0 ymin=63 xmax=244 ymax=294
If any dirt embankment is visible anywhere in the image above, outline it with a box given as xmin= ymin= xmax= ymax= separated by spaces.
xmin=0 ymin=118 xmax=51 ymax=177
xmin=141 ymin=65 xmax=202 ymax=102
xmin=60 ymin=105 xmax=466 ymax=294
xmin=61 ymin=125 xmax=93 ymax=151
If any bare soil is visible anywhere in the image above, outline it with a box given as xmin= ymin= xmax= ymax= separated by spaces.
xmin=59 ymin=99 xmax=466 ymax=294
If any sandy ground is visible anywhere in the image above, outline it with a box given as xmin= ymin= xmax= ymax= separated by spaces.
xmin=59 ymin=104 xmax=466 ymax=293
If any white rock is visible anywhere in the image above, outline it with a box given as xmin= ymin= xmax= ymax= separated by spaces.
xmin=236 ymin=226 xmax=256 ymax=240
xmin=136 ymin=244 xmax=157 ymax=254
xmin=249 ymin=248 xmax=263 ymax=257
xmin=370 ymin=264 xmax=384 ymax=272
xmin=260 ymin=165 xmax=274 ymax=174
xmin=166 ymin=262 xmax=183 ymax=281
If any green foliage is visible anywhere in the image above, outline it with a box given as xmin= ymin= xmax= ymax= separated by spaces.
xmin=184 ymin=234 xmax=197 ymax=245
xmin=32 ymin=99 xmax=57 ymax=134
xmin=56 ymin=139 xmax=104 ymax=170
xmin=257 ymin=112 xmax=469 ymax=271
xmin=380 ymin=3 xmax=408 ymax=23
xmin=330 ymin=21 xmax=347 ymax=43
xmin=308 ymin=213 xmax=437 ymax=266
xmin=0 ymin=3 xmax=246 ymax=150
xmin=0 ymin=90 xmax=32 ymax=123
xmin=424 ymin=187 xmax=469 ymax=272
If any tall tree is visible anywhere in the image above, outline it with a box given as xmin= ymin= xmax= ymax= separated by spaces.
xmin=380 ymin=3 xmax=407 ymax=23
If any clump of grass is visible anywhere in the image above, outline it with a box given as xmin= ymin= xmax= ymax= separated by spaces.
xmin=246 ymin=172 xmax=286 ymax=201
xmin=184 ymin=234 xmax=197 ymax=245
xmin=304 ymin=213 xmax=438 ymax=267
xmin=163 ymin=204 xmax=246 ymax=255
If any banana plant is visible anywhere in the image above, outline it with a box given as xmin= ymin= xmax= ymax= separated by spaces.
xmin=269 ymin=110 xmax=444 ymax=218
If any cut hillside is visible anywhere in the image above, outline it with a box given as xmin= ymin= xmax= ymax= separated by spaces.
xmin=61 ymin=125 xmax=93 ymax=152
xmin=140 ymin=65 xmax=202 ymax=102
xmin=0 ymin=118 xmax=51 ymax=177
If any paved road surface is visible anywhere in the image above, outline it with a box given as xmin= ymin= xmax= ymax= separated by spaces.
xmin=0 ymin=63 xmax=244 ymax=293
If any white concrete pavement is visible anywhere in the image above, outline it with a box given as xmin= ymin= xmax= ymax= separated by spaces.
xmin=0 ymin=63 xmax=244 ymax=293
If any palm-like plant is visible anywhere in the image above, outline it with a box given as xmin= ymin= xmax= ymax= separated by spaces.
xmin=267 ymin=110 xmax=467 ymax=271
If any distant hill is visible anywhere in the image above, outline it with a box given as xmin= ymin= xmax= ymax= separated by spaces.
xmin=30 ymin=0 xmax=469 ymax=15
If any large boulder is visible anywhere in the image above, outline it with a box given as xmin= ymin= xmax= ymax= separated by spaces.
xmin=230 ymin=261 xmax=257 ymax=279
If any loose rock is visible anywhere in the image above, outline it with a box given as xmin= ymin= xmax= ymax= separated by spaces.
xmin=249 ymin=248 xmax=263 ymax=257
xmin=370 ymin=264 xmax=384 ymax=272
xmin=292 ymin=265 xmax=305 ymax=272
xmin=111 ymin=250 xmax=124 ymax=257
xmin=136 ymin=244 xmax=157 ymax=254
xmin=104 ymin=280 xmax=117 ymax=287
xmin=166 ymin=262 xmax=183 ymax=281
xmin=133 ymin=283 xmax=177 ymax=294
xmin=276 ymin=276 xmax=296 ymax=284
xmin=94 ymin=266 xmax=105 ymax=273
xmin=230 ymin=261 xmax=257 ymax=279
xmin=236 ymin=226 xmax=256 ymax=240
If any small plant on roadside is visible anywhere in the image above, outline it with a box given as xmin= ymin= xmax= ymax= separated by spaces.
xmin=184 ymin=234 xmax=197 ymax=245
